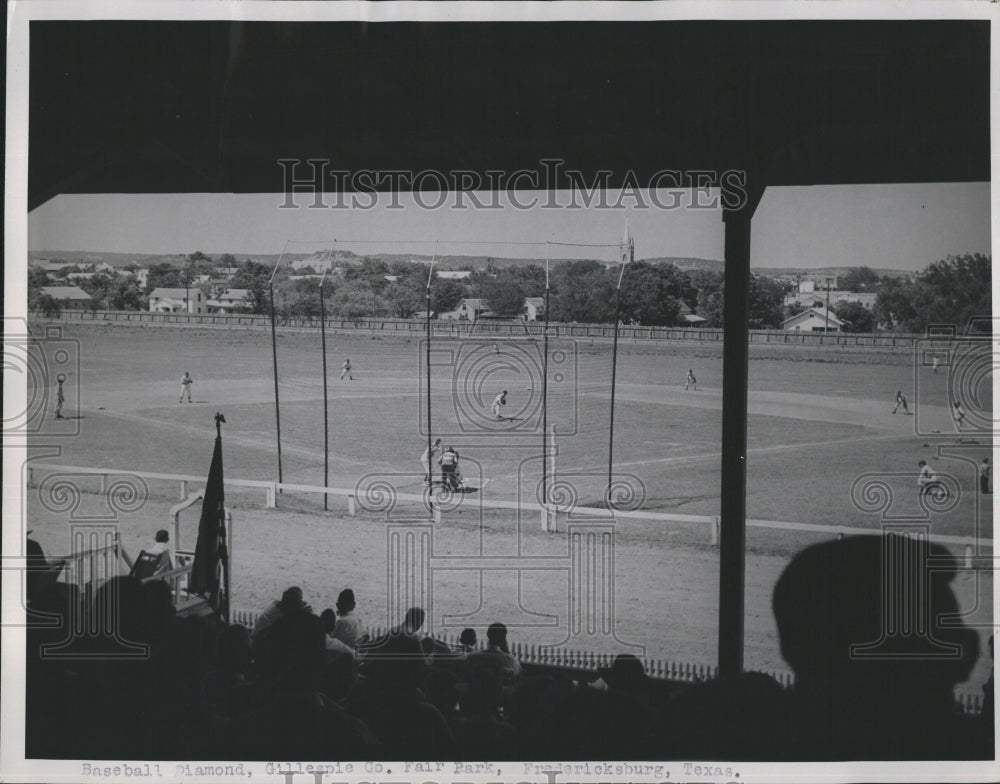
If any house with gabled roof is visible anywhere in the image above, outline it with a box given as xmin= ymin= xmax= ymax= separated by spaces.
xmin=40 ymin=286 xmax=93 ymax=310
xmin=149 ymin=287 xmax=205 ymax=314
xmin=781 ymin=307 xmax=845 ymax=333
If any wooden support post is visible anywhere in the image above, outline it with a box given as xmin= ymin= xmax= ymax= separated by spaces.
xmin=718 ymin=179 xmax=763 ymax=680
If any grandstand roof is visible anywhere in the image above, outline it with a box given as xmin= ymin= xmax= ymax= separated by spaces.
xmin=27 ymin=21 xmax=987 ymax=210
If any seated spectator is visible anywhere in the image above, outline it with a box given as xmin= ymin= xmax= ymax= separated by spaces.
xmin=659 ymin=671 xmax=787 ymax=760
xmin=452 ymin=666 xmax=519 ymax=759
xmin=771 ymin=534 xmax=983 ymax=760
xmin=390 ymin=606 xmax=425 ymax=637
xmin=120 ymin=529 xmax=173 ymax=580
xmin=25 ymin=534 xmax=65 ymax=605
xmin=592 ymin=653 xmax=646 ymax=694
xmin=535 ymin=683 xmax=654 ymax=759
xmin=348 ymin=632 xmax=455 ymax=759
xmin=251 ymin=586 xmax=311 ymax=644
xmin=320 ymin=608 xmax=357 ymax=657
xmin=466 ymin=622 xmax=521 ymax=684
xmin=218 ymin=611 xmax=376 ymax=759
xmin=458 ymin=627 xmax=478 ymax=655
xmin=331 ymin=588 xmax=365 ymax=648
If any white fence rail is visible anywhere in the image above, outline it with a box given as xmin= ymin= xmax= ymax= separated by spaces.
xmin=26 ymin=462 xmax=992 ymax=551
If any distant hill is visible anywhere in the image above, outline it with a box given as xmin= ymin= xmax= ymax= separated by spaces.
xmin=28 ymin=249 xmax=912 ymax=279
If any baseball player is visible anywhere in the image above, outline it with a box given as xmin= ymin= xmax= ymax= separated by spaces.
xmin=422 ymin=438 xmax=442 ymax=486
xmin=917 ymin=459 xmax=943 ymax=498
xmin=438 ymin=446 xmax=462 ymax=491
xmin=685 ymin=369 xmax=697 ymax=391
xmin=491 ymin=390 xmax=508 ymax=420
xmin=892 ymin=390 xmax=910 ymax=415
xmin=54 ymin=375 xmax=65 ymax=419
xmin=179 ymin=371 xmax=193 ymax=403
xmin=953 ymin=401 xmax=967 ymax=441
xmin=341 ymin=358 xmax=353 ymax=381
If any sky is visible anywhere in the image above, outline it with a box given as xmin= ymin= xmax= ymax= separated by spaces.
xmin=26 ymin=182 xmax=990 ymax=270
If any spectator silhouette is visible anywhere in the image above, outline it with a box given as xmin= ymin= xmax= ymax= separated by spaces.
xmin=458 ymin=627 xmax=478 ymax=655
xmin=219 ymin=611 xmax=375 ymax=759
xmin=466 ymin=622 xmax=521 ymax=685
xmin=251 ymin=586 xmax=310 ymax=645
xmin=659 ymin=671 xmax=786 ymax=760
xmin=391 ymin=606 xmax=425 ymax=637
xmin=332 ymin=588 xmax=365 ymax=648
xmin=452 ymin=666 xmax=520 ymax=759
xmin=349 ymin=632 xmax=455 ymax=759
xmin=771 ymin=534 xmax=982 ymax=759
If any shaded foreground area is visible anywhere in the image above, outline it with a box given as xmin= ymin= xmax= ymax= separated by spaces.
xmin=26 ymin=535 xmax=993 ymax=761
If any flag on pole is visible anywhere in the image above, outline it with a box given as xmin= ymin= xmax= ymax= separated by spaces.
xmin=188 ymin=422 xmax=226 ymax=597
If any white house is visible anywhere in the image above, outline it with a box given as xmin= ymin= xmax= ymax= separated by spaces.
xmin=440 ymin=298 xmax=490 ymax=321
xmin=523 ymin=297 xmax=546 ymax=321
xmin=781 ymin=307 xmax=845 ymax=333
xmin=436 ymin=270 xmax=472 ymax=280
xmin=205 ymin=288 xmax=250 ymax=314
xmin=40 ymin=286 xmax=93 ymax=310
xmin=149 ymin=287 xmax=205 ymax=314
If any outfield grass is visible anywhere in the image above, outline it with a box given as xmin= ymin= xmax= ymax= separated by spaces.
xmin=23 ymin=323 xmax=994 ymax=688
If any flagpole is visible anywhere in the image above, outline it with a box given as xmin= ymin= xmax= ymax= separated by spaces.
xmin=319 ymin=249 xmax=331 ymax=511
xmin=607 ymin=227 xmax=631 ymax=507
xmin=425 ymin=253 xmax=435 ymax=493
xmin=542 ymin=255 xmax=550 ymax=514
xmin=607 ymin=283 xmax=622 ymax=506
xmin=269 ymin=282 xmax=284 ymax=490
xmin=215 ymin=412 xmax=230 ymax=625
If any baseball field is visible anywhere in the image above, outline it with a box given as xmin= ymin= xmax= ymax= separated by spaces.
xmin=23 ymin=321 xmax=995 ymax=688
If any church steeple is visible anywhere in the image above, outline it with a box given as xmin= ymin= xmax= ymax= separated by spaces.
xmin=621 ymin=220 xmax=634 ymax=264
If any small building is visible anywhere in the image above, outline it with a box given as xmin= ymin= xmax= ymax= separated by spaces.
xmin=436 ymin=270 xmax=472 ymax=280
xmin=205 ymin=288 xmax=250 ymax=314
xmin=149 ymin=287 xmax=205 ymax=314
xmin=781 ymin=307 xmax=845 ymax=333
xmin=40 ymin=285 xmax=93 ymax=310
xmin=675 ymin=301 xmax=708 ymax=326
xmin=440 ymin=298 xmax=490 ymax=321
xmin=523 ymin=297 xmax=546 ymax=321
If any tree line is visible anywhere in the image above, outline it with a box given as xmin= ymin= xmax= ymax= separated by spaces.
xmin=28 ymin=251 xmax=990 ymax=333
